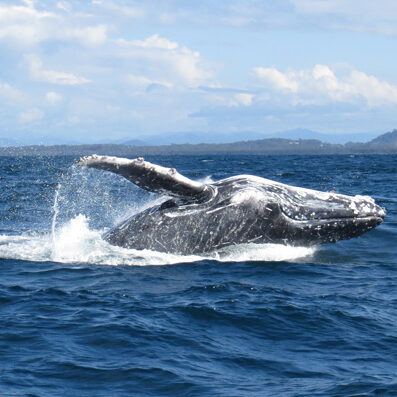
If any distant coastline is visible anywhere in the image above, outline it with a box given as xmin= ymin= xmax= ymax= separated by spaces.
xmin=0 ymin=129 xmax=396 ymax=157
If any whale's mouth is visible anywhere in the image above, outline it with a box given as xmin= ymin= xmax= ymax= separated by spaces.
xmin=281 ymin=211 xmax=385 ymax=224
xmin=280 ymin=205 xmax=386 ymax=223
xmin=278 ymin=194 xmax=385 ymax=243
xmin=279 ymin=192 xmax=386 ymax=223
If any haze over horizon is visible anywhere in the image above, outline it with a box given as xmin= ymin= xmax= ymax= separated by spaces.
xmin=1 ymin=0 xmax=397 ymax=144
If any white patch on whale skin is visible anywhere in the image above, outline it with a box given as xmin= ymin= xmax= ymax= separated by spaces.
xmin=230 ymin=188 xmax=264 ymax=205
xmin=223 ymin=174 xmax=366 ymax=203
xmin=78 ymin=155 xmax=206 ymax=191
xmin=222 ymin=174 xmax=383 ymax=220
xmin=348 ymin=195 xmax=385 ymax=217
xmin=164 ymin=208 xmax=201 ymax=218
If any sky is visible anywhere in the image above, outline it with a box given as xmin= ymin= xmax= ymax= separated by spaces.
xmin=0 ymin=0 xmax=397 ymax=143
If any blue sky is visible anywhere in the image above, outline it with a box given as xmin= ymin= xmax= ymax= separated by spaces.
xmin=0 ymin=0 xmax=397 ymax=143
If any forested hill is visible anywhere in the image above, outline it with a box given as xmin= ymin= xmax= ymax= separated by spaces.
xmin=0 ymin=129 xmax=396 ymax=157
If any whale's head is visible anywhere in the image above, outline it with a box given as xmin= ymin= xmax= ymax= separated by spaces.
xmin=224 ymin=176 xmax=386 ymax=246
xmin=275 ymin=190 xmax=385 ymax=245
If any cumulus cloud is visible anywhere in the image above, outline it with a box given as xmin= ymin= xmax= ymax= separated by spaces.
xmin=117 ymin=34 xmax=212 ymax=88
xmin=171 ymin=48 xmax=211 ymax=87
xmin=127 ymin=34 xmax=179 ymax=50
xmin=29 ymin=56 xmax=91 ymax=85
xmin=254 ymin=67 xmax=299 ymax=93
xmin=200 ymin=87 xmax=255 ymax=109
xmin=3 ymin=0 xmax=394 ymax=139
xmin=0 ymin=0 xmax=55 ymax=45
xmin=254 ymin=64 xmax=397 ymax=107
xmin=0 ymin=0 xmax=54 ymax=21
xmin=0 ymin=0 xmax=107 ymax=46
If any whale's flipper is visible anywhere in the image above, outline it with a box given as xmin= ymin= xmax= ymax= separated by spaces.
xmin=77 ymin=155 xmax=214 ymax=202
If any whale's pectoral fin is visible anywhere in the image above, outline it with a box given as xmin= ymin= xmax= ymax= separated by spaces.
xmin=77 ymin=154 xmax=214 ymax=202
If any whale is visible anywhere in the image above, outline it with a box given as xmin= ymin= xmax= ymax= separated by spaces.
xmin=77 ymin=155 xmax=386 ymax=255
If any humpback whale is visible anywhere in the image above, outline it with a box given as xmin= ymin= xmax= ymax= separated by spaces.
xmin=77 ymin=155 xmax=385 ymax=255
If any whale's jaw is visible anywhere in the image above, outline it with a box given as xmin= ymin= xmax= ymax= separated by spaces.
xmin=281 ymin=213 xmax=384 ymax=246
xmin=277 ymin=192 xmax=386 ymax=245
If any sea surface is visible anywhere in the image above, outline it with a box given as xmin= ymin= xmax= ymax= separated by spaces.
xmin=0 ymin=154 xmax=396 ymax=396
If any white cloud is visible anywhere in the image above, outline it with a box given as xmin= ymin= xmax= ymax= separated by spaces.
xmin=0 ymin=1 xmax=55 ymax=45
xmin=232 ymin=93 xmax=254 ymax=107
xmin=91 ymin=1 xmax=145 ymax=18
xmin=204 ymin=90 xmax=255 ymax=108
xmin=0 ymin=82 xmax=25 ymax=103
xmin=349 ymin=70 xmax=397 ymax=107
xmin=45 ymin=91 xmax=63 ymax=104
xmin=128 ymin=34 xmax=179 ymax=50
xmin=29 ymin=56 xmax=91 ymax=85
xmin=170 ymin=48 xmax=210 ymax=87
xmin=0 ymin=0 xmax=54 ymax=21
xmin=254 ymin=64 xmax=397 ymax=107
xmin=19 ymin=107 xmax=44 ymax=123
xmin=56 ymin=2 xmax=71 ymax=13
xmin=0 ymin=1 xmax=107 ymax=46
xmin=116 ymin=34 xmax=212 ymax=88
xmin=254 ymin=67 xmax=299 ymax=93
xmin=62 ymin=24 xmax=108 ymax=46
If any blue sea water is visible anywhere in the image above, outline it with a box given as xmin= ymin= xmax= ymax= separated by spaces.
xmin=0 ymin=154 xmax=396 ymax=396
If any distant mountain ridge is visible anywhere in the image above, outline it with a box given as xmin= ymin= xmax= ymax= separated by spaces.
xmin=266 ymin=129 xmax=377 ymax=144
xmin=122 ymin=129 xmax=379 ymax=146
xmin=0 ymin=128 xmax=396 ymax=156
xmin=123 ymin=131 xmax=267 ymax=146
xmin=370 ymin=129 xmax=397 ymax=145
xmin=0 ymin=128 xmax=381 ymax=147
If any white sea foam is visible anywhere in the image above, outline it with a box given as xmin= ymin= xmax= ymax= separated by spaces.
xmin=197 ymin=175 xmax=214 ymax=184
xmin=0 ymin=214 xmax=315 ymax=266
xmin=216 ymin=243 xmax=315 ymax=263
xmin=0 ymin=166 xmax=316 ymax=266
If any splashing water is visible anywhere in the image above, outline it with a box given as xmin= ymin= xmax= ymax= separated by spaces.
xmin=0 ymin=165 xmax=316 ymax=266
xmin=0 ymin=219 xmax=315 ymax=265
xmin=51 ymin=184 xmax=60 ymax=246
xmin=52 ymin=164 xmax=154 ymax=230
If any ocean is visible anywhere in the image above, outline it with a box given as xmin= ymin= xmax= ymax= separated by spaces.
xmin=0 ymin=154 xmax=396 ymax=396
